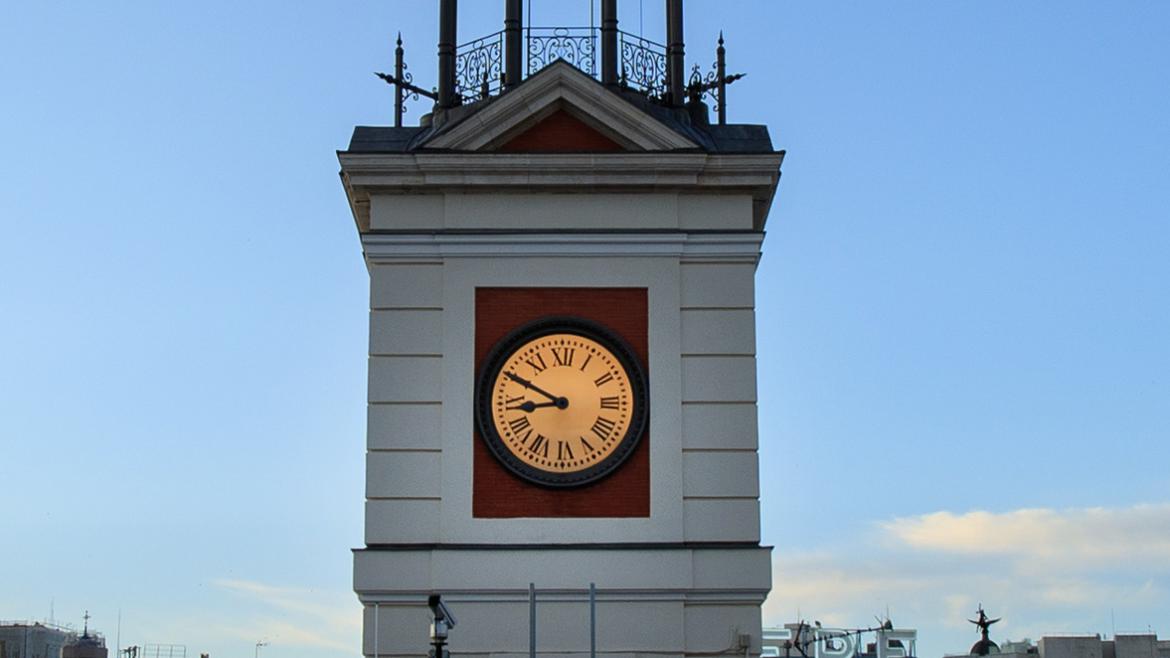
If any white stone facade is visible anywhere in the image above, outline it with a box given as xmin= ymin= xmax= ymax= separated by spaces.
xmin=340 ymin=63 xmax=783 ymax=658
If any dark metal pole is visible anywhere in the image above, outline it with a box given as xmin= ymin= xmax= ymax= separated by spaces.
xmin=666 ymin=0 xmax=685 ymax=107
xmin=438 ymin=0 xmax=458 ymax=109
xmin=505 ymin=0 xmax=522 ymax=89
xmin=589 ymin=583 xmax=597 ymax=658
xmin=394 ymin=34 xmax=405 ymax=127
xmin=716 ymin=31 xmax=726 ymax=124
xmin=601 ymin=0 xmax=618 ymax=86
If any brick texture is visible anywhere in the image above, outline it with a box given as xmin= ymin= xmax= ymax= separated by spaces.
xmin=498 ymin=110 xmax=625 ymax=152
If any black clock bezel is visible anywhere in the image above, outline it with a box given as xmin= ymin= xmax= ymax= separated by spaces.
xmin=475 ymin=315 xmax=649 ymax=488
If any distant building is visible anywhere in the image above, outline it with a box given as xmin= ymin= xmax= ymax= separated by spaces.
xmin=948 ymin=633 xmax=1170 ymax=658
xmin=0 ymin=622 xmax=77 ymax=658
xmin=763 ymin=622 xmax=919 ymax=658
xmin=61 ymin=622 xmax=105 ymax=658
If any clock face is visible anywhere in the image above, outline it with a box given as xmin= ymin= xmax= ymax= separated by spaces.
xmin=476 ymin=317 xmax=648 ymax=488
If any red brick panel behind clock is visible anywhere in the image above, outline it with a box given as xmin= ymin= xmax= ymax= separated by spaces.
xmin=474 ymin=287 xmax=649 ymax=518
xmin=497 ymin=109 xmax=626 ymax=152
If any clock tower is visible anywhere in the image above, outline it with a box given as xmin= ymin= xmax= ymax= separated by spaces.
xmin=339 ymin=2 xmax=783 ymax=656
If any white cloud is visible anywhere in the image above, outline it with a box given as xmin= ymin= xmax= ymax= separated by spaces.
xmin=881 ymin=503 xmax=1170 ymax=567
xmin=212 ymin=578 xmax=361 ymax=653
xmin=764 ymin=504 xmax=1170 ymax=658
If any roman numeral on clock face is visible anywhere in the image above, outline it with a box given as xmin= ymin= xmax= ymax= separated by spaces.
xmin=579 ymin=436 xmax=596 ymax=453
xmin=551 ymin=347 xmax=575 ymax=367
xmin=525 ymin=352 xmax=547 ymax=373
xmin=508 ymin=416 xmax=531 ymax=434
xmin=593 ymin=372 xmax=614 ymax=387
xmin=591 ymin=416 xmax=617 ymax=441
xmin=556 ymin=440 xmax=575 ymax=461
xmin=599 ymin=396 xmax=620 ymax=410
xmin=529 ymin=434 xmax=549 ymax=457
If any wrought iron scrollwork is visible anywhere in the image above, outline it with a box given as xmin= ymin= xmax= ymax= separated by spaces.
xmin=688 ymin=62 xmax=719 ymax=105
xmin=618 ymin=31 xmax=667 ymax=98
xmin=398 ymin=61 xmax=419 ymax=118
xmin=456 ymin=30 xmax=504 ymax=102
xmin=685 ymin=33 xmax=743 ymax=124
xmin=527 ymin=27 xmax=597 ymax=77
xmin=377 ymin=33 xmax=436 ymax=127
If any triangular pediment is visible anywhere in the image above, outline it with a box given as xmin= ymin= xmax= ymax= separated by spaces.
xmin=424 ymin=60 xmax=698 ymax=152
xmin=498 ymin=109 xmax=625 ymax=152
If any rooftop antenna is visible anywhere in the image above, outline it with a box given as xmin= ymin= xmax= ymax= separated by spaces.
xmin=792 ymin=619 xmax=810 ymax=658
xmin=83 ymin=610 xmax=92 ymax=637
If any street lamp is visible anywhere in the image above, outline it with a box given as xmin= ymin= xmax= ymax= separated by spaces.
xmin=254 ymin=641 xmax=268 ymax=658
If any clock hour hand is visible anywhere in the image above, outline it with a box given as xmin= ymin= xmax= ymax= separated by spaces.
xmin=503 ymin=372 xmax=570 ymax=409
xmin=506 ymin=400 xmax=560 ymax=413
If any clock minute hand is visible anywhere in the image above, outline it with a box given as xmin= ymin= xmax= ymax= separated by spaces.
xmin=504 ymin=372 xmax=570 ymax=409
xmin=504 ymin=371 xmax=560 ymax=401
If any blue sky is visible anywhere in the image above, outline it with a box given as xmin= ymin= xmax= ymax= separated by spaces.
xmin=2 ymin=2 xmax=1168 ymax=658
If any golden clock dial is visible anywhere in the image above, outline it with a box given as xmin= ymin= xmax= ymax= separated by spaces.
xmin=476 ymin=318 xmax=648 ymax=487
xmin=492 ymin=333 xmax=633 ymax=473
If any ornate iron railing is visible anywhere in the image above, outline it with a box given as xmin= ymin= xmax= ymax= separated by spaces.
xmin=382 ymin=28 xmax=736 ymax=122
xmin=526 ymin=27 xmax=597 ymax=78
xmin=452 ymin=27 xmax=668 ymax=102
xmin=618 ymin=30 xmax=668 ymax=98
xmin=456 ymin=30 xmax=505 ymax=101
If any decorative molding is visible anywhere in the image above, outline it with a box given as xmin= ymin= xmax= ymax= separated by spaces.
xmin=340 ymin=152 xmax=781 ymax=189
xmin=361 ymin=232 xmax=763 ymax=264
xmin=356 ymin=589 xmax=771 ymax=604
xmin=358 ymin=541 xmax=769 ymax=551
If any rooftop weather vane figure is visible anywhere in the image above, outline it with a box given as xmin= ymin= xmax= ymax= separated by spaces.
xmin=968 ymin=605 xmax=1001 ymax=656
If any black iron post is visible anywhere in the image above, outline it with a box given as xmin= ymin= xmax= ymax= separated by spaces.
xmin=437 ymin=0 xmax=458 ymax=109
xmin=505 ymin=0 xmax=523 ymax=88
xmin=601 ymin=0 xmax=618 ymax=85
xmin=716 ymin=31 xmax=726 ymax=124
xmin=666 ymin=0 xmax=685 ymax=107
xmin=394 ymin=33 xmax=405 ymax=127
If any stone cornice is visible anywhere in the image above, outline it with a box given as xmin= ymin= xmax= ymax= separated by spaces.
xmin=339 ymin=151 xmax=784 ymax=231
xmin=340 ymin=152 xmax=781 ymax=188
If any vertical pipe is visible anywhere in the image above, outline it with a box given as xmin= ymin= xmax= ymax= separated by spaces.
xmin=589 ymin=583 xmax=597 ymax=658
xmin=529 ymin=583 xmax=537 ymax=658
xmin=716 ymin=31 xmax=726 ymax=124
xmin=437 ymin=0 xmax=458 ymax=109
xmin=373 ymin=603 xmax=379 ymax=658
xmin=666 ymin=0 xmax=684 ymax=106
xmin=394 ymin=33 xmax=405 ymax=127
xmin=601 ymin=0 xmax=618 ymax=85
xmin=505 ymin=0 xmax=522 ymax=89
